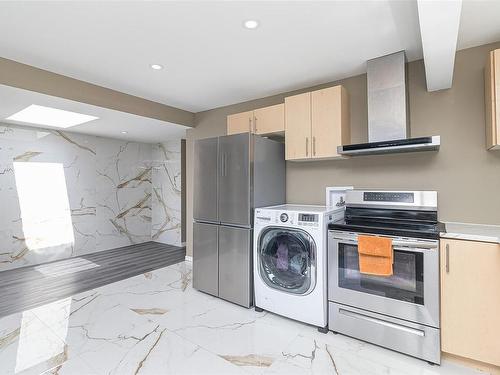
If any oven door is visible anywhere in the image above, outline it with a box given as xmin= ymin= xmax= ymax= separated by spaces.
xmin=328 ymin=231 xmax=439 ymax=328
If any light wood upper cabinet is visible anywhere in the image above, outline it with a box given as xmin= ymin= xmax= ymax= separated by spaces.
xmin=312 ymin=86 xmax=350 ymax=159
xmin=285 ymin=92 xmax=311 ymax=160
xmin=285 ymin=85 xmax=350 ymax=161
xmin=227 ymin=104 xmax=284 ymax=136
xmin=440 ymin=238 xmax=500 ymax=366
xmin=485 ymin=49 xmax=500 ymax=150
xmin=254 ymin=104 xmax=285 ymax=135
xmin=227 ymin=111 xmax=253 ymax=135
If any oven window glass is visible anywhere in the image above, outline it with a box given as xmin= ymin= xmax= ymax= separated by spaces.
xmin=338 ymin=243 xmax=424 ymax=304
xmin=258 ymin=227 xmax=316 ymax=295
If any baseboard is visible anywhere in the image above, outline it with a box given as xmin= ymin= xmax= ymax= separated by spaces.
xmin=185 ymin=256 xmax=193 ymax=262
xmin=442 ymin=352 xmax=500 ymax=374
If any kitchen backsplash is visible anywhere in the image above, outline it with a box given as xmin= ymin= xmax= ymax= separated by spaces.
xmin=0 ymin=124 xmax=182 ymax=272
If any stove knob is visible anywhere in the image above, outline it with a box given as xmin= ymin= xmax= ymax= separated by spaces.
xmin=280 ymin=213 xmax=289 ymax=223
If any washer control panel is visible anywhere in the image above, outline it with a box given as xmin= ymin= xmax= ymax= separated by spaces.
xmin=255 ymin=209 xmax=339 ymax=228
xmin=298 ymin=213 xmax=318 ymax=222
xmin=297 ymin=213 xmax=319 ymax=227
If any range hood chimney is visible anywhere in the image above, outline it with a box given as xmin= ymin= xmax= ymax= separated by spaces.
xmin=338 ymin=51 xmax=440 ymax=156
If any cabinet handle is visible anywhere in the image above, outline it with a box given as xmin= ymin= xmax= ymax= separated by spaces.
xmin=313 ymin=137 xmax=316 ymax=156
xmin=254 ymin=116 xmax=257 ymax=133
xmin=248 ymin=118 xmax=252 ymax=133
xmin=445 ymin=244 xmax=450 ymax=273
xmin=306 ymin=138 xmax=309 ymax=156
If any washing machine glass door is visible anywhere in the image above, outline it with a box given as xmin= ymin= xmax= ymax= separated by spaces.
xmin=258 ymin=227 xmax=316 ymax=295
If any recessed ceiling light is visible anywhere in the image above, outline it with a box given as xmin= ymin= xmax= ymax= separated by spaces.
xmin=121 ymin=131 xmax=128 ymax=134
xmin=243 ymin=20 xmax=259 ymax=29
xmin=150 ymin=64 xmax=163 ymax=70
xmin=6 ymin=104 xmax=98 ymax=128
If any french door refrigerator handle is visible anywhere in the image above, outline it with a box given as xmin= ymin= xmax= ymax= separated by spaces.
xmin=224 ymin=153 xmax=228 ymax=176
xmin=220 ymin=152 xmax=227 ymax=177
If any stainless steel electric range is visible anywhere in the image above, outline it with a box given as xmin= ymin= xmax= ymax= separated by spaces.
xmin=328 ymin=190 xmax=444 ymax=365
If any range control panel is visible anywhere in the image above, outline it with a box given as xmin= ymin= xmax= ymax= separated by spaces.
xmin=363 ymin=192 xmax=414 ymax=203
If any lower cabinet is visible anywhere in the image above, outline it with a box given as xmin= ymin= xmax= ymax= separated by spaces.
xmin=193 ymin=222 xmax=253 ymax=308
xmin=440 ymin=238 xmax=500 ymax=367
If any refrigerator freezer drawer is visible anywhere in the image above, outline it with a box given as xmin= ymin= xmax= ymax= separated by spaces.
xmin=329 ymin=302 xmax=440 ymax=364
xmin=193 ymin=222 xmax=218 ymax=296
xmin=219 ymin=226 xmax=253 ymax=307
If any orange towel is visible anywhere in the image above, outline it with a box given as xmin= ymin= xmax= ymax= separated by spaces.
xmin=358 ymin=235 xmax=393 ymax=276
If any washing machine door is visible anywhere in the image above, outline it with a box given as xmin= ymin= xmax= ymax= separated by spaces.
xmin=258 ymin=227 xmax=317 ymax=295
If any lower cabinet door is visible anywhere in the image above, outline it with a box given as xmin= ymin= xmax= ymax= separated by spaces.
xmin=219 ymin=226 xmax=252 ymax=307
xmin=193 ymin=222 xmax=218 ymax=296
xmin=440 ymin=239 xmax=500 ymax=366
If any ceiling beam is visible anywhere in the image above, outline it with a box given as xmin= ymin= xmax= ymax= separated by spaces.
xmin=0 ymin=57 xmax=195 ymax=127
xmin=417 ymin=0 xmax=462 ymax=91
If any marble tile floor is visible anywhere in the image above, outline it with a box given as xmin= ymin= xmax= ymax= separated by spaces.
xmin=0 ymin=261 xmax=488 ymax=375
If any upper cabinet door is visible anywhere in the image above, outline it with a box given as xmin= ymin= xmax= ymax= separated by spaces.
xmin=218 ymin=133 xmax=251 ymax=226
xmin=311 ymin=86 xmax=350 ymax=159
xmin=227 ymin=111 xmax=253 ymax=135
xmin=254 ymin=104 xmax=285 ymax=135
xmin=193 ymin=137 xmax=219 ymax=222
xmin=485 ymin=49 xmax=500 ymax=150
xmin=496 ymin=49 xmax=500 ymax=147
xmin=285 ymin=92 xmax=311 ymax=160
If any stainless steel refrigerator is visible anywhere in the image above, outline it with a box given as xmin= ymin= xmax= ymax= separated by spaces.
xmin=193 ymin=133 xmax=285 ymax=307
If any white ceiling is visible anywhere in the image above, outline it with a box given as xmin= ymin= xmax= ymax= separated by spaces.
xmin=0 ymin=85 xmax=188 ymax=143
xmin=0 ymin=1 xmax=499 ymax=113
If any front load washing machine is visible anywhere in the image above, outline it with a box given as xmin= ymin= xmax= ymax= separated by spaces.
xmin=253 ymin=204 xmax=344 ymax=331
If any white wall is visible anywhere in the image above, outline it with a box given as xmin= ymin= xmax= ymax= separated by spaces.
xmin=151 ymin=141 xmax=182 ymax=246
xmin=0 ymin=123 xmax=182 ymax=272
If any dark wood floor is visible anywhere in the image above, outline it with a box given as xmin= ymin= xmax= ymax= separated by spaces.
xmin=0 ymin=241 xmax=186 ymax=318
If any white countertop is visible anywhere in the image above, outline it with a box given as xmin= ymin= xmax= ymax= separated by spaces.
xmin=440 ymin=222 xmax=500 ymax=244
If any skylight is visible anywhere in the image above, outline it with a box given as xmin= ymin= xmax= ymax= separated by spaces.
xmin=6 ymin=104 xmax=99 ymax=128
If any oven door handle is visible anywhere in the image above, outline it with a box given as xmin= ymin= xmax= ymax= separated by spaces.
xmin=332 ymin=236 xmax=437 ymax=250
xmin=392 ymin=240 xmax=437 ymax=249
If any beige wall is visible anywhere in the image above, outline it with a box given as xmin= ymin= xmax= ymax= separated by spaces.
xmin=186 ymin=42 xmax=500 ymax=256
xmin=0 ymin=57 xmax=195 ymax=127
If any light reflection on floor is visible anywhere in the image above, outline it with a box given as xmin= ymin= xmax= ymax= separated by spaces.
xmin=14 ymin=298 xmax=71 ymax=374
xmin=34 ymin=259 xmax=100 ymax=278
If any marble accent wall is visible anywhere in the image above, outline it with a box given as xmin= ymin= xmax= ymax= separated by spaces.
xmin=151 ymin=141 xmax=182 ymax=246
xmin=0 ymin=124 xmax=158 ymax=272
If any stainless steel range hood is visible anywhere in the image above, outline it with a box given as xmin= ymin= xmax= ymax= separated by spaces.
xmin=338 ymin=51 xmax=440 ymax=156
